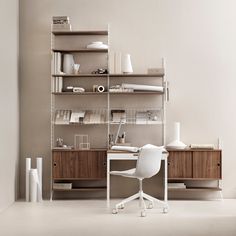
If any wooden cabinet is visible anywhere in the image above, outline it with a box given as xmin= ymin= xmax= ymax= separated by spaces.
xmin=168 ymin=149 xmax=222 ymax=180
xmin=168 ymin=151 xmax=192 ymax=178
xmin=192 ymin=151 xmax=221 ymax=179
xmin=53 ymin=150 xmax=107 ymax=180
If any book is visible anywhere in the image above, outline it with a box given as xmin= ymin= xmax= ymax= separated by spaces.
xmin=53 ymin=183 xmax=72 ymax=190
xmin=168 ymin=183 xmax=186 ymax=189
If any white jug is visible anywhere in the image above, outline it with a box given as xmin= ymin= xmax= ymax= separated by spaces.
xmin=63 ymin=54 xmax=75 ymax=74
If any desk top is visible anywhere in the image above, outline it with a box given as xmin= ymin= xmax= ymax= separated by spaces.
xmin=107 ymin=150 xmax=168 ymax=154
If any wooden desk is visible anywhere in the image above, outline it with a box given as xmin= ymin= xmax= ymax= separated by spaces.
xmin=106 ymin=150 xmax=168 ymax=208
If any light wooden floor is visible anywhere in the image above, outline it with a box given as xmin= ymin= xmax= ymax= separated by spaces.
xmin=0 ymin=200 xmax=236 ymax=236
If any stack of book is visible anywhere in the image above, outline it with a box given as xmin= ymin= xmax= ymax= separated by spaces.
xmin=52 ymin=16 xmax=72 ymax=31
xmin=53 ymin=183 xmax=72 ymax=190
xmin=168 ymin=183 xmax=186 ymax=189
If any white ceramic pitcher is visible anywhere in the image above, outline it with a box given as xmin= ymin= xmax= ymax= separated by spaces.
xmin=63 ymin=54 xmax=75 ymax=74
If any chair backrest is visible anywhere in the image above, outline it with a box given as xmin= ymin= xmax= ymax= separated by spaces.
xmin=135 ymin=145 xmax=162 ymax=179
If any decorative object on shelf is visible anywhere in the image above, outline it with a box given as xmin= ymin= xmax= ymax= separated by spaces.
xmin=70 ymin=111 xmax=85 ymax=123
xmin=147 ymin=68 xmax=164 ymax=74
xmin=52 ymin=16 xmax=72 ymax=31
xmin=93 ymin=85 xmax=98 ymax=92
xmin=97 ymin=85 xmax=105 ymax=93
xmin=117 ymin=132 xmax=126 ymax=144
xmin=74 ymin=134 xmax=90 ymax=150
xmin=72 ymin=87 xmax=85 ymax=93
xmin=166 ymin=122 xmax=187 ymax=150
xmin=63 ymin=54 xmax=75 ymax=74
xmin=73 ymin=64 xmax=80 ymax=74
xmin=55 ymin=110 xmax=71 ymax=125
xmin=25 ymin=157 xmax=43 ymax=202
xmin=122 ymin=54 xmax=133 ymax=74
xmin=189 ymin=144 xmax=215 ymax=149
xmin=62 ymin=86 xmax=73 ymax=92
xmin=87 ymin=41 xmax=108 ymax=49
xmin=56 ymin=138 xmax=64 ymax=147
xmin=122 ymin=83 xmax=164 ymax=92
xmin=92 ymin=68 xmax=108 ymax=74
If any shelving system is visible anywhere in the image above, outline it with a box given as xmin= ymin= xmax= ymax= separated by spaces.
xmin=50 ymin=27 xmax=168 ymax=199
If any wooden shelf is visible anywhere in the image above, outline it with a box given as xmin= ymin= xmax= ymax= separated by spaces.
xmin=168 ymin=178 xmax=222 ymax=180
xmin=167 ymin=148 xmax=221 ymax=152
xmin=52 ymin=73 xmax=164 ymax=78
xmin=52 ymin=30 xmax=108 ymax=36
xmin=53 ymin=187 xmax=106 ymax=191
xmin=168 ymin=187 xmax=222 ymax=191
xmin=52 ymin=49 xmax=108 ymax=53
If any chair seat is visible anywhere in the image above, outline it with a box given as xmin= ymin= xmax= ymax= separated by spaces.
xmin=110 ymin=168 xmax=137 ymax=178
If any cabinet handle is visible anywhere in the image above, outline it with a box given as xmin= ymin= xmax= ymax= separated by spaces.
xmin=168 ymin=162 xmax=170 ymax=166
xmin=217 ymin=163 xmax=221 ymax=166
xmin=53 ymin=163 xmax=57 ymax=167
xmin=103 ymin=162 xmax=106 ymax=166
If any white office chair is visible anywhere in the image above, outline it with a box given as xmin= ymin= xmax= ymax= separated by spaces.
xmin=111 ymin=144 xmax=168 ymax=217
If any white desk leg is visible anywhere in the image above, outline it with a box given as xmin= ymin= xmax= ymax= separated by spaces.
xmin=164 ymin=157 xmax=168 ymax=203
xmin=107 ymin=158 xmax=110 ymax=208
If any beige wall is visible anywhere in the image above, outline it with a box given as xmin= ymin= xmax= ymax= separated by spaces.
xmin=20 ymin=0 xmax=236 ymax=198
xmin=0 ymin=0 xmax=19 ymax=211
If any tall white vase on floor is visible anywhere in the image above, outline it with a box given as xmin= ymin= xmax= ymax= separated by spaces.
xmin=122 ymin=54 xmax=133 ymax=74
xmin=63 ymin=54 xmax=75 ymax=74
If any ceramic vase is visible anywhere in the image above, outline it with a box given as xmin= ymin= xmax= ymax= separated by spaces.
xmin=122 ymin=54 xmax=133 ymax=73
xmin=63 ymin=54 xmax=75 ymax=74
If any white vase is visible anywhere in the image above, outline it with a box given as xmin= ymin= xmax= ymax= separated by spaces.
xmin=166 ymin=122 xmax=187 ymax=149
xmin=63 ymin=54 xmax=75 ymax=74
xmin=122 ymin=54 xmax=133 ymax=73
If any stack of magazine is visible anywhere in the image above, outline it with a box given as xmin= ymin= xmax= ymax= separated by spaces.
xmin=168 ymin=183 xmax=186 ymax=189
xmin=52 ymin=16 xmax=71 ymax=31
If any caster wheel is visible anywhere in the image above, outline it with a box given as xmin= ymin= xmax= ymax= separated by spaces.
xmin=148 ymin=203 xmax=153 ymax=209
xmin=118 ymin=204 xmax=124 ymax=209
xmin=140 ymin=210 xmax=146 ymax=217
xmin=162 ymin=207 xmax=168 ymax=214
xmin=112 ymin=209 xmax=118 ymax=214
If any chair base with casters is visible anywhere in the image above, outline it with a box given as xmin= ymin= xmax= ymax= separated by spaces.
xmin=110 ymin=145 xmax=169 ymax=217
xmin=112 ymin=178 xmax=168 ymax=217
